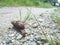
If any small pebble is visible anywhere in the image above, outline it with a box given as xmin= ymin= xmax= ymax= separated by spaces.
xmin=6 ymin=40 xmax=12 ymax=44
xmin=44 ymin=43 xmax=49 ymax=45
xmin=32 ymin=23 xmax=38 ymax=28
xmin=16 ymin=34 xmax=22 ymax=40
xmin=9 ymin=34 xmax=15 ymax=37
xmin=25 ymin=36 xmax=30 ymax=41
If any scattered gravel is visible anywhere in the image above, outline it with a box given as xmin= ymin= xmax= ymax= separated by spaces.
xmin=0 ymin=7 xmax=60 ymax=45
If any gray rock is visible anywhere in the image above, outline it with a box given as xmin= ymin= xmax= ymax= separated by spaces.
xmin=25 ymin=36 xmax=30 ymax=41
xmin=6 ymin=40 xmax=12 ymax=44
xmin=11 ymin=40 xmax=20 ymax=45
xmin=23 ymin=41 xmax=37 ymax=45
xmin=33 ymin=35 xmax=41 ymax=41
xmin=0 ymin=42 xmax=7 ymax=45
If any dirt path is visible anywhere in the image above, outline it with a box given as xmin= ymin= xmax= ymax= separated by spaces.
xmin=0 ymin=7 xmax=56 ymax=43
xmin=0 ymin=7 xmax=55 ymax=30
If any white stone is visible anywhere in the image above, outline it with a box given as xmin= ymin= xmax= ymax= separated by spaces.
xmin=44 ymin=43 xmax=49 ymax=45
xmin=32 ymin=23 xmax=38 ymax=28
xmin=9 ymin=34 xmax=15 ymax=37
xmin=16 ymin=34 xmax=22 ymax=39
xmin=38 ymin=18 xmax=44 ymax=22
xmin=29 ymin=35 xmax=34 ymax=41
xmin=30 ymin=42 xmax=37 ymax=45
xmin=25 ymin=29 xmax=31 ymax=34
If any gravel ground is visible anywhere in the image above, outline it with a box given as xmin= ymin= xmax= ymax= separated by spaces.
xmin=0 ymin=7 xmax=60 ymax=45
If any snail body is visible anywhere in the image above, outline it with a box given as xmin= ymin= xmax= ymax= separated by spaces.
xmin=11 ymin=21 xmax=26 ymax=36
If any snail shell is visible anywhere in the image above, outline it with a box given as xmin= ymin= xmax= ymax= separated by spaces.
xmin=11 ymin=21 xmax=27 ymax=36
xmin=11 ymin=21 xmax=25 ymax=30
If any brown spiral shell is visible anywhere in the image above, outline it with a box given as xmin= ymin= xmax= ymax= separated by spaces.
xmin=11 ymin=21 xmax=26 ymax=36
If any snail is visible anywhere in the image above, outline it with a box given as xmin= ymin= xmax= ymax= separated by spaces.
xmin=11 ymin=21 xmax=27 ymax=36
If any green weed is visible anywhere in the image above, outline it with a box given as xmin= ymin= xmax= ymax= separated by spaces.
xmin=0 ymin=0 xmax=52 ymax=8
